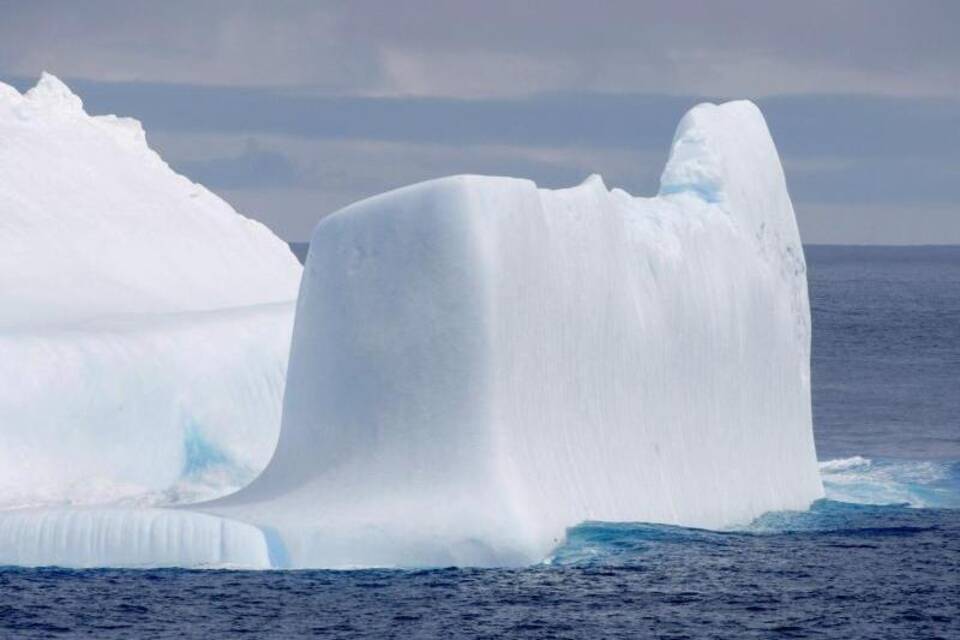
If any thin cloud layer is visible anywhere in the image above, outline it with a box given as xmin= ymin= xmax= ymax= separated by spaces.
xmin=0 ymin=1 xmax=957 ymax=242
xmin=1 ymin=1 xmax=957 ymax=98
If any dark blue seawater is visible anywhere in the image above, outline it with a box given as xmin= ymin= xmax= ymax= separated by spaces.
xmin=1 ymin=245 xmax=957 ymax=639
xmin=807 ymin=245 xmax=960 ymax=461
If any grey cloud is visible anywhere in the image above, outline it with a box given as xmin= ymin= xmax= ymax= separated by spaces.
xmin=175 ymin=139 xmax=300 ymax=189
xmin=797 ymin=203 xmax=960 ymax=245
xmin=2 ymin=77 xmax=692 ymax=149
xmin=787 ymin=157 xmax=960 ymax=206
xmin=153 ymin=133 xmax=663 ymax=239
xmin=6 ymin=74 xmax=956 ymax=243
xmin=7 ymin=77 xmax=958 ymax=162
xmin=1 ymin=2 xmax=957 ymax=244
xmin=0 ymin=1 xmax=383 ymax=91
xmin=0 ymin=1 xmax=956 ymax=97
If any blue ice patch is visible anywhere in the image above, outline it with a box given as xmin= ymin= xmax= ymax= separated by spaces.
xmin=182 ymin=422 xmax=229 ymax=477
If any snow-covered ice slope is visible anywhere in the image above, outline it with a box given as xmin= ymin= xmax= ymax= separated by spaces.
xmin=204 ymin=100 xmax=823 ymax=568
xmin=0 ymin=73 xmax=300 ymax=327
xmin=0 ymin=74 xmax=301 ymax=509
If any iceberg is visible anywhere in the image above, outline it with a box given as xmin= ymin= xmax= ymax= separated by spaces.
xmin=0 ymin=85 xmax=822 ymax=568
xmin=203 ymin=100 xmax=823 ymax=568
xmin=0 ymin=74 xmax=301 ymax=509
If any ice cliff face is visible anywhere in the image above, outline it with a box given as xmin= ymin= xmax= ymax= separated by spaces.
xmin=204 ymin=100 xmax=823 ymax=568
xmin=0 ymin=74 xmax=301 ymax=509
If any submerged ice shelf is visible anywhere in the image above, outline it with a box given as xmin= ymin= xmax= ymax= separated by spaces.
xmin=0 ymin=79 xmax=822 ymax=568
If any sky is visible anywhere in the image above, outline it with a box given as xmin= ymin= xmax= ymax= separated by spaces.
xmin=0 ymin=0 xmax=957 ymax=243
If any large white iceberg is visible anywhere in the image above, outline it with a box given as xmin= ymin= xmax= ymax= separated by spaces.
xmin=203 ymin=100 xmax=823 ymax=568
xmin=0 ymin=74 xmax=301 ymax=509
xmin=0 ymin=86 xmax=822 ymax=568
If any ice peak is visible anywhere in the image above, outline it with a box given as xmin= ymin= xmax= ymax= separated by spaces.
xmin=658 ymin=100 xmax=774 ymax=205
xmin=0 ymin=80 xmax=20 ymax=104
xmin=580 ymin=173 xmax=607 ymax=190
xmin=25 ymin=72 xmax=84 ymax=112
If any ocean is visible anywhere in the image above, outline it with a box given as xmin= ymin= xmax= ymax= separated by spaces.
xmin=1 ymin=245 xmax=957 ymax=639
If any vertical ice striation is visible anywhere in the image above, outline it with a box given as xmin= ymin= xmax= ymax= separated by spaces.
xmin=203 ymin=100 xmax=823 ymax=568
xmin=0 ymin=508 xmax=272 ymax=568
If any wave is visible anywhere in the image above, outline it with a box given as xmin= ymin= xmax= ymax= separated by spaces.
xmin=548 ymin=457 xmax=959 ymax=566
xmin=818 ymin=456 xmax=960 ymax=509
xmin=549 ymin=499 xmax=955 ymax=567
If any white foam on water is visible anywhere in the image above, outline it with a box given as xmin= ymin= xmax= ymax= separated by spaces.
xmin=820 ymin=457 xmax=960 ymax=508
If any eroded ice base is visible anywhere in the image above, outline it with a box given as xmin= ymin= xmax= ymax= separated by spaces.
xmin=0 ymin=508 xmax=272 ymax=569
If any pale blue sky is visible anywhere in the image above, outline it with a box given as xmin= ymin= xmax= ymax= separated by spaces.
xmin=1 ymin=0 xmax=957 ymax=242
